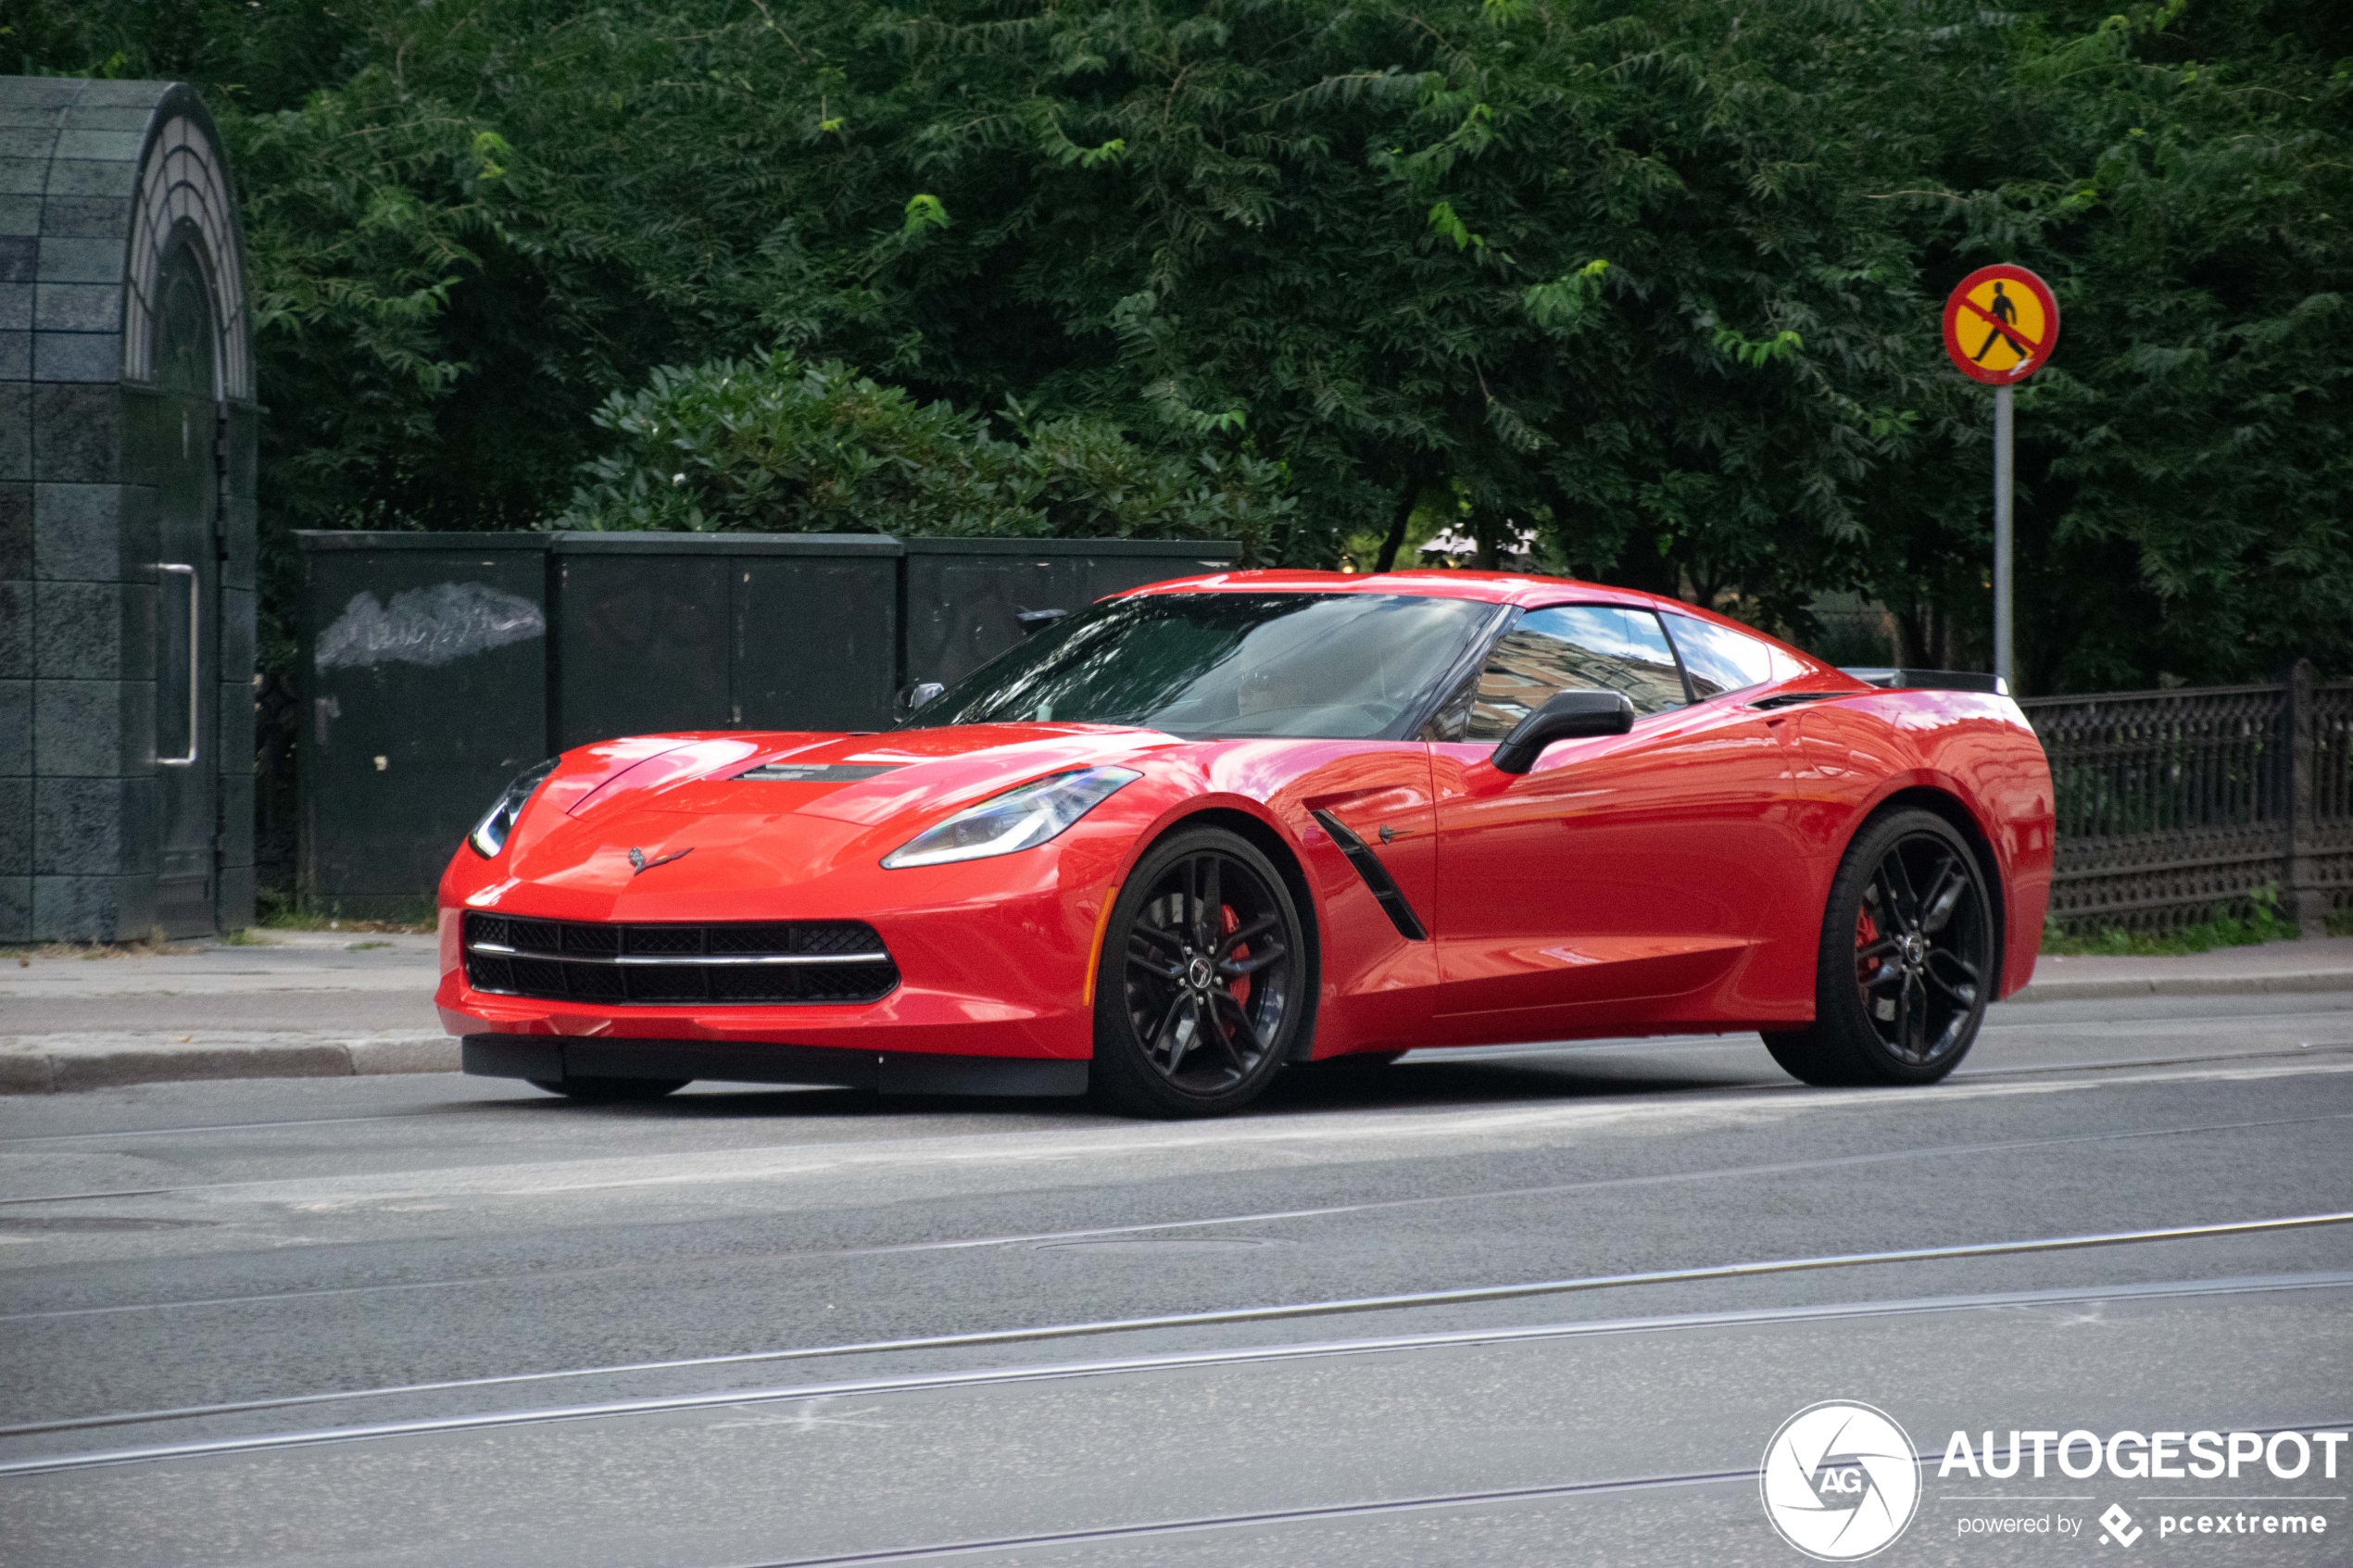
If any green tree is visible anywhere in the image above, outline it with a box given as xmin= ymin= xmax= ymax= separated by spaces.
xmin=19 ymin=0 xmax=2352 ymax=689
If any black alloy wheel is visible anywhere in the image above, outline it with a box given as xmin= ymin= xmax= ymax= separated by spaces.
xmin=1764 ymin=809 xmax=1994 ymax=1087
xmin=1091 ymin=826 xmax=1307 ymax=1116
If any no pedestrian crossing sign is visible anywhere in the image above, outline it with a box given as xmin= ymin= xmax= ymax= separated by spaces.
xmin=1942 ymin=264 xmax=2059 ymax=385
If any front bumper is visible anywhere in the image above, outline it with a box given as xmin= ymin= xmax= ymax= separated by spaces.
xmin=463 ymin=1034 xmax=1088 ymax=1097
xmin=436 ymin=853 xmax=1115 ymax=1063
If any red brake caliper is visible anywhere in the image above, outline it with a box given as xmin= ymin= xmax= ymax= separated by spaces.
xmin=1221 ymin=906 xmax=1251 ymax=1008
xmin=1855 ymin=907 xmax=1882 ymax=989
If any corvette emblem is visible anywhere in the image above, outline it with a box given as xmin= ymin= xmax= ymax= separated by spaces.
xmin=627 ymin=846 xmax=693 ymax=875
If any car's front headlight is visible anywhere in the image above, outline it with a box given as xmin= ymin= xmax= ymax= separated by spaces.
xmin=881 ymin=767 xmax=1139 ymax=869
xmin=467 ymin=759 xmax=559 ymax=859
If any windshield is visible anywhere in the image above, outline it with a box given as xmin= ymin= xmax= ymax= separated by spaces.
xmin=902 ymin=592 xmax=1499 ymax=739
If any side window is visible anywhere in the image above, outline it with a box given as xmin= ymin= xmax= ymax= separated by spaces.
xmin=1664 ymin=614 xmax=1779 ymax=698
xmin=1455 ymin=606 xmax=1687 ymax=742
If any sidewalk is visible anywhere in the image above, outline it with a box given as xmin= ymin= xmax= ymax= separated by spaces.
xmin=2 ymin=931 xmax=451 ymax=1094
xmin=5 ymin=932 xmax=2350 ymax=1094
xmin=2010 ymin=935 xmax=2353 ymax=1003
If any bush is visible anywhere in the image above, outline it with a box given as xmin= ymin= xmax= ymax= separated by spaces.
xmin=550 ymin=352 xmax=1290 ymax=557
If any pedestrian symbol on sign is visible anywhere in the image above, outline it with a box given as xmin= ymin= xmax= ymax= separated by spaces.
xmin=1970 ymin=282 xmax=2021 ymax=363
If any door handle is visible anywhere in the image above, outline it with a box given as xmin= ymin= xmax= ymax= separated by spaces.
xmin=159 ymin=563 xmax=198 ymax=767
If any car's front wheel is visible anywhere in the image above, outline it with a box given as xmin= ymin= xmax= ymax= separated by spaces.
xmin=1091 ymin=826 xmax=1307 ymax=1117
xmin=1763 ymin=808 xmax=1995 ymax=1087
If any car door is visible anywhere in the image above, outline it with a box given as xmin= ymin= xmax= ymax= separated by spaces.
xmin=1428 ymin=605 xmax=1798 ymax=1026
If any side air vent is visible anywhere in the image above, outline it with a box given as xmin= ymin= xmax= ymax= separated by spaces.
xmin=462 ymin=914 xmax=899 ymax=1005
xmin=1750 ymin=690 xmax=1846 ymax=710
xmin=1838 ymin=668 xmax=2007 ymax=696
xmin=1310 ymin=809 xmax=1428 ymax=942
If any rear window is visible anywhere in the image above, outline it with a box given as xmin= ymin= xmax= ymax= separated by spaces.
xmin=1663 ymin=615 xmax=1780 ymax=697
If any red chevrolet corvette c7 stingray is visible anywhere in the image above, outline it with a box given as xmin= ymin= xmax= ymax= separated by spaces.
xmin=438 ymin=570 xmax=2054 ymax=1115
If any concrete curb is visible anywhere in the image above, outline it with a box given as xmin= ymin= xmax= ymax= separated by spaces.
xmin=2010 ymin=971 xmax=2353 ymax=1004
xmin=0 ymin=1034 xmax=459 ymax=1095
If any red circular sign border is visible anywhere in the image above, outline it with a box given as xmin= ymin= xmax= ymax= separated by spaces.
xmin=1942 ymin=264 xmax=2060 ymax=385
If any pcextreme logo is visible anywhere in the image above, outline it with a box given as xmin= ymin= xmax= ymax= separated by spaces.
xmin=1760 ymin=1401 xmax=1922 ymax=1561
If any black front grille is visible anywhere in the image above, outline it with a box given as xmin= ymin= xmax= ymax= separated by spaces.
xmin=463 ymin=913 xmax=899 ymax=1006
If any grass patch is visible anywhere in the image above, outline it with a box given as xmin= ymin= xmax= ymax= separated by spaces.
xmin=2042 ymin=884 xmax=2296 ymax=957
xmin=254 ymin=887 xmax=435 ymax=935
xmin=3 ymin=932 xmax=191 ymax=961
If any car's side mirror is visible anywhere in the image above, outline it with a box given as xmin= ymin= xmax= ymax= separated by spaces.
xmin=1016 ymin=608 xmax=1068 ymax=637
xmin=898 ymin=681 xmax=946 ymax=717
xmin=1491 ymin=689 xmax=1634 ymax=774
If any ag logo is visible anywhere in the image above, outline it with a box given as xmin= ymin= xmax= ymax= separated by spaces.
xmin=1760 ymin=1400 xmax=1921 ymax=1560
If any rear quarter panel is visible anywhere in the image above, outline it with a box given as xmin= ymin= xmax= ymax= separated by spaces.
xmin=1793 ymin=693 xmax=2054 ymax=998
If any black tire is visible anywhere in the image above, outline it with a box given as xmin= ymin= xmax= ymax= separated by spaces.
xmin=527 ymin=1077 xmax=690 ymax=1102
xmin=1091 ymin=826 xmax=1309 ymax=1117
xmin=1763 ymin=809 xmax=1995 ymax=1087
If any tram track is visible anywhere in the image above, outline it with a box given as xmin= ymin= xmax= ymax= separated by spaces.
xmin=4 ymin=1211 xmax=2347 ymax=1454
xmin=731 ymin=1411 xmax=2353 ymax=1568
xmin=0 ymin=1267 xmax=2343 ymax=1476
xmin=5 ymin=996 xmax=2349 ymax=1566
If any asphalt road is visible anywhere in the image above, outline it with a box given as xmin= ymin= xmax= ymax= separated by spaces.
xmin=1 ymin=994 xmax=2348 ymax=1566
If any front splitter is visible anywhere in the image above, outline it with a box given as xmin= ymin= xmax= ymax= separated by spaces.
xmin=462 ymin=1035 xmax=1089 ymax=1097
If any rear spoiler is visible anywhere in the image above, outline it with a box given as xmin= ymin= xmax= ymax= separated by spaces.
xmin=1839 ymin=668 xmax=2008 ymax=696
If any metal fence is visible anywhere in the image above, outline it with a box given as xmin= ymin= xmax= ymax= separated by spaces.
xmin=2020 ymin=661 xmax=2352 ymax=934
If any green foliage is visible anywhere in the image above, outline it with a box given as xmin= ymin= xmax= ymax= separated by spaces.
xmin=2041 ymin=883 xmax=2295 ymax=954
xmin=901 ymin=194 xmax=950 ymax=236
xmin=20 ymin=0 xmax=2353 ymax=689
xmin=553 ymin=351 xmax=1290 ymax=553
xmin=252 ymin=888 xmax=436 ymax=933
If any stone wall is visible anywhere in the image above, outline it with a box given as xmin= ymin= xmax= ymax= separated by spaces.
xmin=0 ymin=77 xmax=258 ymax=941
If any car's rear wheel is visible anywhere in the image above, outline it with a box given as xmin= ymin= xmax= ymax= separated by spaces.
xmin=1763 ymin=809 xmax=1994 ymax=1087
xmin=1091 ymin=826 xmax=1306 ymax=1117
xmin=528 ymin=1077 xmax=689 ymax=1102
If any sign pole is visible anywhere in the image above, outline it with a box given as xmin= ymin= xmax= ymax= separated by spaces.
xmin=1942 ymin=263 xmax=2056 ymax=698
xmin=1993 ymin=383 xmax=2014 ymax=695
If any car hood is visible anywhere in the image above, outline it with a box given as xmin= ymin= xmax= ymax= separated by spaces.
xmin=499 ymin=724 xmax=1182 ymax=896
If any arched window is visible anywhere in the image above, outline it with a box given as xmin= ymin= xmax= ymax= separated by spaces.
xmin=152 ymin=235 xmax=217 ymax=398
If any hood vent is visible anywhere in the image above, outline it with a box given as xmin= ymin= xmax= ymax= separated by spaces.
xmin=733 ymin=762 xmax=906 ymax=783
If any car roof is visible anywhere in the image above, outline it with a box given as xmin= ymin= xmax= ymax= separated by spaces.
xmin=1125 ymin=569 xmax=1709 ymax=618
xmin=1121 ymin=569 xmax=1848 ymax=682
